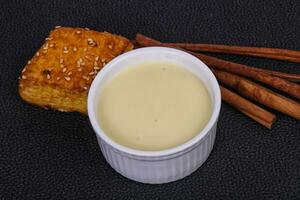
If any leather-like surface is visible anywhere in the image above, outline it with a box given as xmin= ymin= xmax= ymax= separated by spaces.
xmin=1 ymin=0 xmax=300 ymax=199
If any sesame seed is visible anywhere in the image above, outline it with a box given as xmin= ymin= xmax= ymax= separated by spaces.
xmin=56 ymin=77 xmax=61 ymax=80
xmin=78 ymin=68 xmax=82 ymax=72
xmin=46 ymin=74 xmax=51 ymax=79
xmin=73 ymin=47 xmax=77 ymax=52
xmin=83 ymin=86 xmax=88 ymax=90
xmin=94 ymin=66 xmax=100 ymax=70
xmin=95 ymin=56 xmax=99 ymax=61
xmin=89 ymin=71 xmax=94 ymax=75
xmin=85 ymin=28 xmax=90 ymax=30
xmin=108 ymin=45 xmax=113 ymax=49
xmin=67 ymin=71 xmax=72 ymax=75
xmin=93 ymin=61 xmax=98 ymax=66
xmin=85 ymin=55 xmax=92 ymax=60
xmin=22 ymin=68 xmax=26 ymax=73
xmin=60 ymin=64 xmax=64 ymax=68
xmin=55 ymin=26 xmax=62 ymax=28
xmin=45 ymin=37 xmax=52 ymax=41
xmin=62 ymin=68 xmax=67 ymax=73
xmin=76 ymin=30 xmax=81 ymax=34
xmin=76 ymin=59 xmax=82 ymax=67
xmin=27 ymin=60 xmax=31 ymax=64
xmin=101 ymin=58 xmax=106 ymax=62
xmin=60 ymin=58 xmax=63 ymax=64
xmin=22 ymin=75 xmax=27 ymax=79
xmin=43 ymin=45 xmax=48 ymax=50
xmin=82 ymin=75 xmax=88 ymax=80
xmin=81 ymin=62 xmax=85 ymax=66
xmin=64 ymin=77 xmax=71 ymax=81
xmin=87 ymin=38 xmax=97 ymax=47
xmin=63 ymin=47 xmax=68 ymax=53
xmin=36 ymin=52 xmax=40 ymax=56
xmin=49 ymin=43 xmax=55 ymax=48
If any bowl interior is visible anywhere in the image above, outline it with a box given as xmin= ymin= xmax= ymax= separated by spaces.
xmin=88 ymin=47 xmax=221 ymax=157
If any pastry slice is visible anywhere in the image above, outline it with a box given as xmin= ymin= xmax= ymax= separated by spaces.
xmin=19 ymin=27 xmax=133 ymax=114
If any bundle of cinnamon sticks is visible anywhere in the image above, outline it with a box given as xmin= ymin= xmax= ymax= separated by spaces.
xmin=134 ymin=34 xmax=300 ymax=129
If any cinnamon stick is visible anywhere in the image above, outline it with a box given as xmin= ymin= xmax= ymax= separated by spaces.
xmin=165 ymin=42 xmax=300 ymax=82
xmin=251 ymin=68 xmax=300 ymax=83
xmin=220 ymin=86 xmax=276 ymax=129
xmin=164 ymin=42 xmax=300 ymax=63
xmin=214 ymin=69 xmax=300 ymax=120
xmin=135 ymin=33 xmax=300 ymax=99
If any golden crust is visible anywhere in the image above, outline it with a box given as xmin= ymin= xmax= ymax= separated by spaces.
xmin=19 ymin=27 xmax=133 ymax=114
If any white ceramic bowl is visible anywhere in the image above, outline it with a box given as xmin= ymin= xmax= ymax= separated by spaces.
xmin=88 ymin=47 xmax=221 ymax=184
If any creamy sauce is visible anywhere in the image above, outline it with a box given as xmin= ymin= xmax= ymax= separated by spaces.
xmin=97 ymin=62 xmax=212 ymax=151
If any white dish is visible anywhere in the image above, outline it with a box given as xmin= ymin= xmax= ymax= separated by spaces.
xmin=88 ymin=47 xmax=221 ymax=184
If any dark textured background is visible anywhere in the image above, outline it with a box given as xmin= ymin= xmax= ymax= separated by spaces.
xmin=1 ymin=0 xmax=300 ymax=199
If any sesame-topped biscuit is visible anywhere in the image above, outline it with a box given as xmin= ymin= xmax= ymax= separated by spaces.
xmin=19 ymin=27 xmax=133 ymax=114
